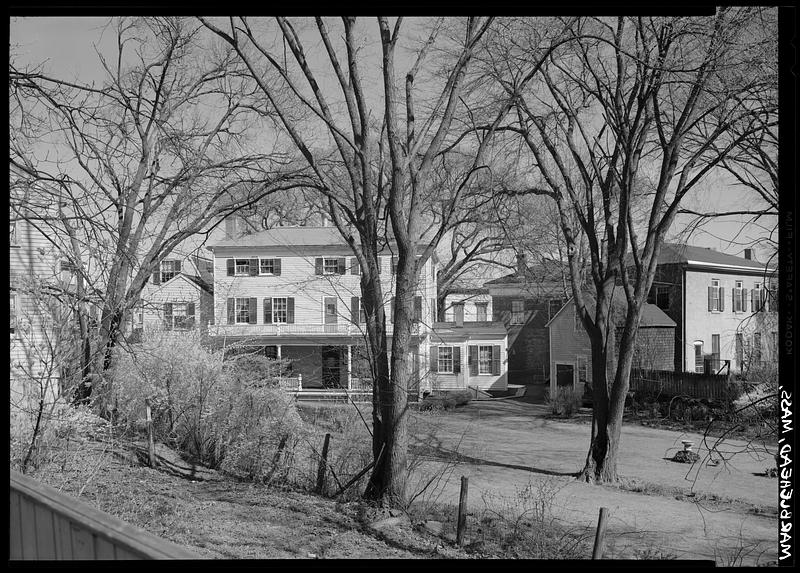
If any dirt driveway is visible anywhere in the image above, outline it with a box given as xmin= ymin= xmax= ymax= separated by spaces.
xmin=409 ymin=398 xmax=778 ymax=564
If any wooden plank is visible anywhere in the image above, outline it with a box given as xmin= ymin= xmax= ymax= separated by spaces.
xmin=9 ymin=490 xmax=23 ymax=559
xmin=95 ymin=536 xmax=116 ymax=559
xmin=10 ymin=470 xmax=199 ymax=559
xmin=114 ymin=547 xmax=141 ymax=560
xmin=53 ymin=515 xmax=74 ymax=559
xmin=34 ymin=503 xmax=57 ymax=559
xmin=70 ymin=524 xmax=95 ymax=559
xmin=19 ymin=495 xmax=38 ymax=559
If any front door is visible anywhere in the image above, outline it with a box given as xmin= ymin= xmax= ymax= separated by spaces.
xmin=322 ymin=346 xmax=341 ymax=388
xmin=556 ymin=363 xmax=574 ymax=388
xmin=324 ymin=297 xmax=338 ymax=333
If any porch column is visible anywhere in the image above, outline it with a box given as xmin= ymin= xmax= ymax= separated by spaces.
xmin=277 ymin=345 xmax=282 ymax=361
xmin=347 ymin=345 xmax=353 ymax=390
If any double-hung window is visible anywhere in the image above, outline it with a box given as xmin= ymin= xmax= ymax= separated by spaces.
xmin=235 ymin=259 xmax=250 ymax=276
xmin=235 ymin=298 xmax=251 ymax=324
xmin=709 ymin=279 xmax=721 ymax=312
xmin=577 ymin=355 xmax=588 ymax=385
xmin=478 ymin=345 xmax=493 ymax=375
xmin=172 ymin=303 xmax=188 ymax=329
xmin=511 ymin=300 xmax=525 ymax=325
xmin=272 ymin=297 xmax=288 ymax=323
xmin=260 ymin=259 xmax=276 ymax=275
xmin=438 ymin=346 xmax=454 ymax=373
xmin=694 ymin=341 xmax=704 ymax=373
xmin=161 ymin=260 xmax=179 ymax=283
xmin=733 ymin=281 xmax=744 ymax=312
xmin=753 ymin=283 xmax=764 ymax=312
xmin=323 ymin=258 xmax=340 ymax=274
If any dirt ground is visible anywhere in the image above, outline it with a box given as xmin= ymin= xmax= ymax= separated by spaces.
xmin=25 ymin=397 xmax=778 ymax=563
xmin=409 ymin=397 xmax=778 ymax=564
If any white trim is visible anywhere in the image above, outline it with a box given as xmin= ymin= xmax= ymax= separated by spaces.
xmin=686 ymin=259 xmax=769 ymax=272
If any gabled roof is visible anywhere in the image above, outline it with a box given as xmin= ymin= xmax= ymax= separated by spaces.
xmin=654 ymin=243 xmax=775 ymax=272
xmin=154 ymin=273 xmax=213 ymax=295
xmin=547 ymin=291 xmax=676 ymax=329
xmin=484 ymin=257 xmax=568 ymax=287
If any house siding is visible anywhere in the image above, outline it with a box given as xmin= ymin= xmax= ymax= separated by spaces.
xmin=137 ymin=276 xmax=212 ymax=333
xmin=10 ymin=219 xmax=63 ymax=406
xmin=426 ymin=336 xmax=508 ymax=392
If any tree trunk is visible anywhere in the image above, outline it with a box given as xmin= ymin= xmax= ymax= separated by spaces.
xmin=364 ymin=253 xmax=415 ymax=506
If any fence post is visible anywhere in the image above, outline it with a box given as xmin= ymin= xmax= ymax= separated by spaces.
xmin=456 ymin=476 xmax=469 ymax=546
xmin=316 ymin=433 xmax=331 ymax=494
xmin=145 ymin=398 xmax=156 ymax=469
xmin=592 ymin=507 xmax=608 ymax=559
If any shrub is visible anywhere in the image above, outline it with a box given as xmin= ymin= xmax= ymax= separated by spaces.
xmin=109 ymin=331 xmax=309 ymax=485
xmin=420 ymin=389 xmax=473 ymax=411
xmin=545 ymin=387 xmax=583 ymax=417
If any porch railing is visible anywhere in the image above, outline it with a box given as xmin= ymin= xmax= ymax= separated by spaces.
xmin=208 ymin=322 xmax=421 ymax=338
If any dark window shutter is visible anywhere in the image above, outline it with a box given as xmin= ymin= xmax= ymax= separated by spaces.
xmin=742 ymin=288 xmax=748 ymax=312
xmin=390 ymin=297 xmax=395 ymax=321
xmin=274 ymin=259 xmax=281 ymax=276
xmin=263 ymin=298 xmax=272 ymax=324
xmin=732 ymin=288 xmax=737 ymax=311
xmin=248 ymin=297 xmax=258 ymax=323
xmin=707 ymin=287 xmax=713 ymax=311
xmin=186 ymin=302 xmax=195 ymax=328
xmin=492 ymin=345 xmax=501 ymax=375
xmin=430 ymin=346 xmax=438 ymax=373
xmin=719 ymin=288 xmax=724 ymax=311
xmin=227 ymin=259 xmax=235 ymax=276
xmin=414 ymin=296 xmax=422 ymax=322
xmin=164 ymin=303 xmax=173 ymax=330
xmin=315 ymin=258 xmax=323 ymax=275
xmin=227 ymin=298 xmax=235 ymax=323
xmin=287 ymin=298 xmax=295 ymax=323
xmin=175 ymin=260 xmax=181 ymax=273
xmin=392 ymin=256 xmax=398 ymax=274
xmin=351 ymin=296 xmax=360 ymax=324
xmin=453 ymin=346 xmax=461 ymax=374
xmin=249 ymin=258 xmax=259 ymax=276
xmin=338 ymin=257 xmax=346 ymax=275
xmin=431 ymin=298 xmax=436 ymax=323
xmin=351 ymin=257 xmax=360 ymax=275
xmin=152 ymin=269 xmax=161 ymax=285
xmin=468 ymin=345 xmax=478 ymax=376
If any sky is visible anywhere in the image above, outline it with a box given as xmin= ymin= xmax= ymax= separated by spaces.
xmin=9 ymin=16 xmax=778 ymax=265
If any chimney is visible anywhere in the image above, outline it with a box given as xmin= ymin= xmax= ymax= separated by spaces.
xmin=744 ymin=248 xmax=753 ymax=260
xmin=516 ymin=252 xmax=527 ymax=276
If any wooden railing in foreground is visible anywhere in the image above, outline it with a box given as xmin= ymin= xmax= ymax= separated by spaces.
xmin=9 ymin=470 xmax=200 ymax=560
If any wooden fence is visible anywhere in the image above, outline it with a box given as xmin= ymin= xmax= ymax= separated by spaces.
xmin=9 ymin=470 xmax=200 ymax=560
xmin=629 ymin=368 xmax=731 ymax=401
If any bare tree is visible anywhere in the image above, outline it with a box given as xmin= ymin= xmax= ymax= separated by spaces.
xmin=490 ymin=10 xmax=777 ymax=482
xmin=199 ymin=16 xmax=578 ymax=505
xmin=9 ymin=17 xmax=307 ymax=408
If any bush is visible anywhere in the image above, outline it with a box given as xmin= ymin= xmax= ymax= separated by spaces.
xmin=420 ymin=389 xmax=472 ymax=411
xmin=545 ymin=387 xmax=583 ymax=417
xmin=109 ymin=331 xmax=309 ymax=485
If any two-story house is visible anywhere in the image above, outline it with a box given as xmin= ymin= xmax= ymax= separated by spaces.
xmin=644 ymin=244 xmax=777 ymax=373
xmin=484 ymin=254 xmax=570 ymax=386
xmin=129 ymin=252 xmax=215 ymax=338
xmin=206 ymin=226 xmax=508 ymax=398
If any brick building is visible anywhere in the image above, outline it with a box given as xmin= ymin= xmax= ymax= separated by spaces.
xmin=484 ymin=255 xmax=570 ymax=385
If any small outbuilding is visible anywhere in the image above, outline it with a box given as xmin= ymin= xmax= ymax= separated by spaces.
xmin=546 ymin=294 xmax=676 ymax=397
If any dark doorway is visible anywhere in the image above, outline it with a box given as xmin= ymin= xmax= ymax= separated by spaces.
xmin=556 ymin=363 xmax=574 ymax=388
xmin=322 ymin=346 xmax=342 ymax=388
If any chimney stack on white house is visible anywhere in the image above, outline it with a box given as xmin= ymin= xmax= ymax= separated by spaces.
xmin=744 ymin=248 xmax=753 ymax=260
